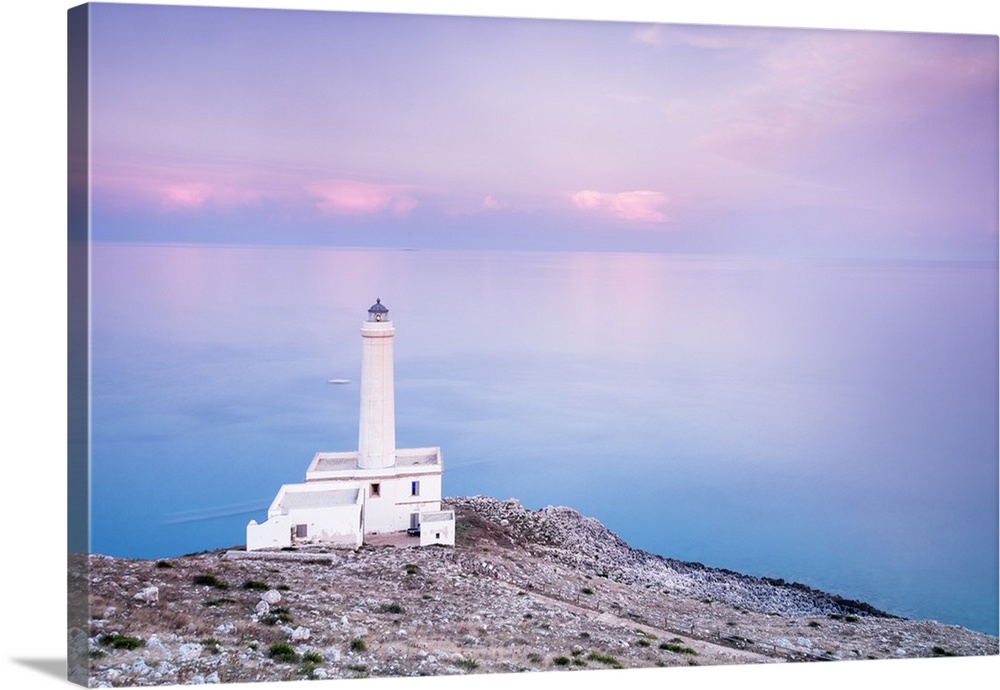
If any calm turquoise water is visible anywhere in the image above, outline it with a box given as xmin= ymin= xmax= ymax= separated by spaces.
xmin=89 ymin=244 xmax=998 ymax=635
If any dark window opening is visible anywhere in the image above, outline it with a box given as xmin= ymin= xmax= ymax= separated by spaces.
xmin=370 ymin=483 xmax=381 ymax=498
xmin=294 ymin=524 xmax=308 ymax=539
xmin=411 ymin=481 xmax=420 ymax=497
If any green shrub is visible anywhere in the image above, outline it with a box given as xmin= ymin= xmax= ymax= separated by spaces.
xmin=242 ymin=580 xmax=269 ymax=591
xmin=404 ymin=564 xmax=420 ymax=575
xmin=932 ymin=646 xmax=958 ymax=657
xmin=586 ymin=652 xmax=622 ymax=669
xmin=455 ymin=658 xmax=479 ymax=670
xmin=637 ymin=639 xmax=651 ymax=648
xmin=302 ymin=651 xmax=324 ymax=664
xmin=553 ymin=656 xmax=570 ymax=666
xmin=192 ymin=574 xmax=228 ymax=590
xmin=350 ymin=638 xmax=367 ymax=652
xmin=379 ymin=602 xmax=404 ymax=615
xmin=102 ymin=634 xmax=145 ymax=650
xmin=202 ymin=597 xmax=237 ymax=607
xmin=581 ymin=587 xmax=594 ymax=595
xmin=527 ymin=653 xmax=543 ymax=663
xmin=155 ymin=560 xmax=173 ymax=569
xmin=269 ymin=642 xmax=298 ymax=663
xmin=261 ymin=607 xmax=293 ymax=626
xmin=200 ymin=638 xmax=221 ymax=655
xmin=659 ymin=642 xmax=698 ymax=655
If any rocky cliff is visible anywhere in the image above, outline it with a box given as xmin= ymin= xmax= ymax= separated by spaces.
xmin=77 ymin=496 xmax=998 ymax=686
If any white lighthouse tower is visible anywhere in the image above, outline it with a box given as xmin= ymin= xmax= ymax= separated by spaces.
xmin=245 ymin=298 xmax=455 ymax=551
xmin=358 ymin=298 xmax=396 ymax=469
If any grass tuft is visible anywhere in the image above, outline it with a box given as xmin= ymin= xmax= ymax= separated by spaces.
xmin=268 ymin=642 xmax=298 ymax=663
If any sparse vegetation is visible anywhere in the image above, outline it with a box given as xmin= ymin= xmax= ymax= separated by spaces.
xmin=268 ymin=642 xmax=298 ymax=663
xmin=379 ymin=602 xmax=405 ymax=614
xmin=581 ymin=587 xmax=594 ymax=595
xmin=192 ymin=574 xmax=228 ymax=590
xmin=637 ymin=639 xmax=651 ymax=648
xmin=200 ymin=637 xmax=222 ymax=655
xmin=586 ymin=652 xmax=623 ymax=669
xmin=932 ymin=646 xmax=958 ymax=657
xmin=404 ymin=564 xmax=420 ymax=575
xmin=350 ymin=637 xmax=367 ymax=652
xmin=302 ymin=651 xmax=324 ymax=664
xmin=155 ymin=560 xmax=173 ymax=569
xmin=202 ymin=597 xmax=237 ymax=608
xmin=526 ymin=653 xmax=543 ymax=663
xmin=660 ymin=642 xmax=698 ymax=655
xmin=260 ymin=607 xmax=293 ymax=626
xmin=454 ymin=658 xmax=479 ymax=670
xmin=553 ymin=656 xmax=570 ymax=666
xmin=242 ymin=580 xmax=269 ymax=591
xmin=102 ymin=634 xmax=145 ymax=650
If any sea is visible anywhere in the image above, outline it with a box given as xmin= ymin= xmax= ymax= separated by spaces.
xmin=88 ymin=243 xmax=999 ymax=636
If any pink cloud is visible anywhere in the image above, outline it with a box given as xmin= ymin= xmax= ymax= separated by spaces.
xmin=308 ymin=179 xmax=419 ymax=217
xmin=483 ymin=195 xmax=501 ymax=210
xmin=570 ymin=190 xmax=670 ymax=223
xmin=92 ymin=163 xmax=264 ymax=211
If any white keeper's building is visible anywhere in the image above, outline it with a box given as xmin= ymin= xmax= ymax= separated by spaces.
xmin=246 ymin=299 xmax=455 ymax=550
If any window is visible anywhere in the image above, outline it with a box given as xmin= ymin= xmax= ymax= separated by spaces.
xmin=294 ymin=524 xmax=307 ymax=539
xmin=370 ymin=483 xmax=381 ymax=498
xmin=411 ymin=480 xmax=420 ymax=497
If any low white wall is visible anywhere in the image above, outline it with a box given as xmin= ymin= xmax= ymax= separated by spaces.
xmin=246 ymin=515 xmax=293 ymax=551
xmin=420 ymin=512 xmax=455 ymax=547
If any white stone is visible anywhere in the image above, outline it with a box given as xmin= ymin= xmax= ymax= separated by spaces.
xmin=144 ymin=635 xmax=170 ymax=663
xmin=291 ymin=627 xmax=310 ymax=642
xmin=133 ymin=586 xmax=159 ymax=604
xmin=262 ymin=589 xmax=282 ymax=605
xmin=178 ymin=643 xmax=204 ymax=662
xmin=255 ymin=600 xmax=270 ymax=616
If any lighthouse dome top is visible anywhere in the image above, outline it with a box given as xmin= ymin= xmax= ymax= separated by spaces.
xmin=367 ymin=298 xmax=389 ymax=322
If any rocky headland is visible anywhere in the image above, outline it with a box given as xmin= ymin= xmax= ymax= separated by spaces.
xmin=76 ymin=496 xmax=998 ymax=686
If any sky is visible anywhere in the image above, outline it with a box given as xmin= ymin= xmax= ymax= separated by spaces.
xmin=83 ymin=2 xmax=999 ymax=259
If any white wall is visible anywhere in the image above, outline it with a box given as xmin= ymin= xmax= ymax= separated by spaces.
xmin=420 ymin=513 xmax=456 ymax=547
xmin=363 ymin=472 xmax=442 ymax=533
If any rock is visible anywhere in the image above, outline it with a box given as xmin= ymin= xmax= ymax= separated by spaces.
xmin=144 ymin=635 xmax=170 ymax=663
xmin=255 ymin=600 xmax=270 ymax=616
xmin=262 ymin=589 xmax=282 ymax=605
xmin=178 ymin=643 xmax=203 ymax=662
xmin=205 ymin=671 xmax=221 ymax=684
xmin=291 ymin=626 xmax=310 ymax=642
xmin=133 ymin=586 xmax=159 ymax=604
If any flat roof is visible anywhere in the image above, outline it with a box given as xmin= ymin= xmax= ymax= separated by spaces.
xmin=421 ymin=510 xmax=454 ymax=523
xmin=308 ymin=447 xmax=441 ymax=474
xmin=279 ymin=486 xmax=360 ymax=511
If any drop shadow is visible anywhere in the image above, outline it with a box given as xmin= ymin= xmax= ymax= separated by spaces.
xmin=11 ymin=658 xmax=66 ymax=681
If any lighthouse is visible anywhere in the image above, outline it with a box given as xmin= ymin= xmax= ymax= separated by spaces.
xmin=358 ymin=298 xmax=396 ymax=469
xmin=246 ymin=298 xmax=455 ymax=550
